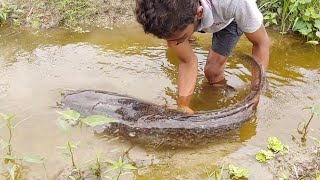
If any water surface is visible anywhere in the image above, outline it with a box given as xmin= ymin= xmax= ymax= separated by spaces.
xmin=0 ymin=24 xmax=319 ymax=179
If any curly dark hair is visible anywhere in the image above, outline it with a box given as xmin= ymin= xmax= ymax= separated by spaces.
xmin=135 ymin=0 xmax=198 ymax=39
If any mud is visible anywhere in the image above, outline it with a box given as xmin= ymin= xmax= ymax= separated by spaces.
xmin=268 ymin=147 xmax=320 ymax=179
xmin=6 ymin=0 xmax=135 ymax=29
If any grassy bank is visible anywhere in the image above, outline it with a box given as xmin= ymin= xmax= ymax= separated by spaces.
xmin=1 ymin=0 xmax=319 ymax=43
xmin=259 ymin=0 xmax=320 ymax=44
xmin=0 ymin=0 xmax=135 ymax=31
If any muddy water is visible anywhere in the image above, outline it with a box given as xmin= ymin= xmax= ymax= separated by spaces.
xmin=0 ymin=24 xmax=320 ymax=179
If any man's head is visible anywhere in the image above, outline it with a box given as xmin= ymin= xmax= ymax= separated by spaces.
xmin=135 ymin=0 xmax=203 ymax=44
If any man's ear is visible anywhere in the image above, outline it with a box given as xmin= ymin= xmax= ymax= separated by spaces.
xmin=196 ymin=6 xmax=204 ymax=19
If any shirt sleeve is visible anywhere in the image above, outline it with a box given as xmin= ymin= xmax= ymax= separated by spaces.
xmin=233 ymin=0 xmax=263 ymax=33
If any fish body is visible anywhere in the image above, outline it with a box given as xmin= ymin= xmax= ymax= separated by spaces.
xmin=61 ymin=54 xmax=265 ymax=147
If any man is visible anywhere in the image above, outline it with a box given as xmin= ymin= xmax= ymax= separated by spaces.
xmin=135 ymin=0 xmax=270 ymax=114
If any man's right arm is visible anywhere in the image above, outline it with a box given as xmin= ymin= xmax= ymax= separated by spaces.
xmin=167 ymin=40 xmax=198 ymax=114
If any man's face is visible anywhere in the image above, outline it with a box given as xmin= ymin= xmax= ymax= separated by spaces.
xmin=166 ymin=20 xmax=199 ymax=46
xmin=165 ymin=3 xmax=203 ymax=46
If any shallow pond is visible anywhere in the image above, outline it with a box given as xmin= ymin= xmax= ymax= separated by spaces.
xmin=0 ymin=24 xmax=320 ymax=179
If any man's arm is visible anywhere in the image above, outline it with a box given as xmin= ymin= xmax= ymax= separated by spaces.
xmin=245 ymin=24 xmax=270 ymax=69
xmin=167 ymin=40 xmax=198 ymax=114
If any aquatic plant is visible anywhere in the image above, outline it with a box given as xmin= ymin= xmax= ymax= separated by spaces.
xmin=57 ymin=109 xmax=118 ymax=131
xmin=57 ymin=141 xmax=83 ymax=179
xmin=255 ymin=150 xmax=275 ymax=163
xmin=90 ymin=153 xmax=103 ymax=179
xmin=267 ymin=137 xmax=289 ymax=154
xmin=297 ymin=105 xmax=320 ymax=144
xmin=0 ymin=113 xmax=45 ymax=179
xmin=207 ymin=164 xmax=224 ymax=180
xmin=56 ymin=109 xmax=136 ymax=179
xmin=256 ymin=137 xmax=288 ymax=164
xmin=104 ymin=156 xmax=137 ymax=180
xmin=228 ymin=164 xmax=249 ymax=180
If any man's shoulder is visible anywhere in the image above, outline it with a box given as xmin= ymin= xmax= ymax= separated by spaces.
xmin=211 ymin=0 xmax=240 ymax=18
xmin=212 ymin=0 xmax=259 ymax=18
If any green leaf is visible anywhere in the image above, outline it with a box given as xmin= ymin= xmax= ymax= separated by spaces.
xmin=56 ymin=146 xmax=68 ymax=149
xmin=256 ymin=150 xmax=274 ymax=163
xmin=105 ymin=164 xmax=119 ymax=173
xmin=299 ymin=28 xmax=312 ymax=35
xmin=69 ymin=142 xmax=79 ymax=149
xmin=0 ymin=113 xmax=9 ymax=120
xmin=228 ymin=164 xmax=249 ymax=179
xmin=293 ymin=20 xmax=306 ymax=31
xmin=23 ymin=154 xmax=44 ymax=164
xmin=57 ymin=109 xmax=80 ymax=121
xmin=280 ymin=174 xmax=288 ymax=180
xmin=1 ymin=154 xmax=18 ymax=160
xmin=118 ymin=156 xmax=123 ymax=167
xmin=9 ymin=164 xmax=17 ymax=180
xmin=104 ymin=159 xmax=118 ymax=165
xmin=69 ymin=176 xmax=76 ymax=180
xmin=316 ymin=32 xmax=320 ymax=38
xmin=62 ymin=152 xmax=72 ymax=158
xmin=81 ymin=115 xmax=118 ymax=127
xmin=122 ymin=164 xmax=137 ymax=170
xmin=315 ymin=20 xmax=320 ymax=30
xmin=0 ymin=113 xmax=15 ymax=122
xmin=316 ymin=173 xmax=320 ymax=180
xmin=268 ymin=137 xmax=284 ymax=153
xmin=306 ymin=41 xmax=319 ymax=45
xmin=57 ymin=118 xmax=71 ymax=132
xmin=256 ymin=152 xmax=267 ymax=163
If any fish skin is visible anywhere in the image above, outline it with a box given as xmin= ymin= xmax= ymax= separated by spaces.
xmin=61 ymin=54 xmax=265 ymax=147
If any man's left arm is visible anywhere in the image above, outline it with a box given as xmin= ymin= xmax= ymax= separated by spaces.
xmin=244 ymin=24 xmax=270 ymax=70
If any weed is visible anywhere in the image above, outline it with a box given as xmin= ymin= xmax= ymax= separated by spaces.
xmin=207 ymin=164 xmax=224 ymax=180
xmin=104 ymin=156 xmax=137 ymax=180
xmin=259 ymin=0 xmax=320 ymax=44
xmin=57 ymin=109 xmax=118 ymax=131
xmin=90 ymin=153 xmax=103 ymax=179
xmin=57 ymin=141 xmax=83 ymax=179
xmin=56 ymin=109 xmax=128 ymax=179
xmin=228 ymin=164 xmax=248 ymax=180
xmin=0 ymin=0 xmax=23 ymax=26
xmin=255 ymin=150 xmax=275 ymax=163
xmin=267 ymin=137 xmax=289 ymax=154
xmin=297 ymin=105 xmax=320 ymax=144
xmin=52 ymin=0 xmax=92 ymax=30
xmin=279 ymin=174 xmax=289 ymax=180
xmin=0 ymin=113 xmax=45 ymax=179
xmin=256 ymin=137 xmax=288 ymax=164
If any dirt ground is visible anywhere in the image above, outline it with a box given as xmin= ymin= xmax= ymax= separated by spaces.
xmin=6 ymin=0 xmax=135 ymax=29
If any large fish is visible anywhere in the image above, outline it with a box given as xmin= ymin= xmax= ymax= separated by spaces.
xmin=61 ymin=54 xmax=265 ymax=147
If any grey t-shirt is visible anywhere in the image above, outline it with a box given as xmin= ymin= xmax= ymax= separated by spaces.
xmin=197 ymin=0 xmax=263 ymax=33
